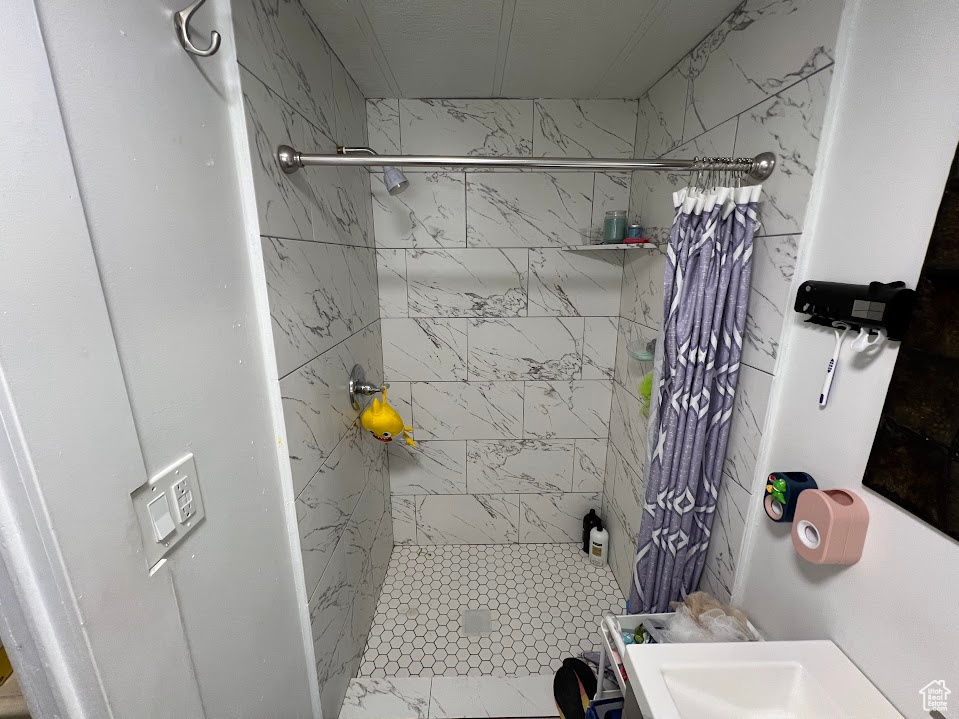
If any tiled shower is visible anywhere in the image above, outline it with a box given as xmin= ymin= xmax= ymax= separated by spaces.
xmin=371 ymin=97 xmax=636 ymax=548
xmin=230 ymin=0 xmax=841 ymax=715
xmin=361 ymin=97 xmax=640 ymax=683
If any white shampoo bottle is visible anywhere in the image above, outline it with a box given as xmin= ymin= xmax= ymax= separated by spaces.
xmin=589 ymin=525 xmax=608 ymax=566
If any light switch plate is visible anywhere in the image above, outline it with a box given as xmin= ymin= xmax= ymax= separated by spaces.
xmin=147 ymin=494 xmax=176 ymax=541
xmin=131 ymin=453 xmax=205 ymax=571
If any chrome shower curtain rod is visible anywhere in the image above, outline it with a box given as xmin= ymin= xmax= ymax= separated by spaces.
xmin=276 ymin=145 xmax=777 ymax=181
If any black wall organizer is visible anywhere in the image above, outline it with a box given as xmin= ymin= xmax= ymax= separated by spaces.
xmin=793 ymin=280 xmax=917 ymax=340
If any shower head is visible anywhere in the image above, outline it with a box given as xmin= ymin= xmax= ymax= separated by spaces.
xmin=383 ymin=166 xmax=409 ymax=196
xmin=334 ymin=145 xmax=410 ymax=195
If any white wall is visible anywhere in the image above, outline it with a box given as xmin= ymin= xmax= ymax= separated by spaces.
xmin=737 ymin=0 xmax=959 ymax=716
xmin=0 ymin=0 xmax=314 ymax=715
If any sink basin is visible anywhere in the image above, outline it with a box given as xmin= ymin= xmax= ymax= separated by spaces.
xmin=662 ymin=661 xmax=843 ymax=717
xmin=623 ymin=640 xmax=903 ymax=718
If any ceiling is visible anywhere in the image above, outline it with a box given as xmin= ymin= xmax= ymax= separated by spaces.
xmin=300 ymin=0 xmax=742 ymax=99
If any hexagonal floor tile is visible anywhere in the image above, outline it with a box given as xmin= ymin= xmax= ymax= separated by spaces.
xmin=357 ymin=542 xmax=623 ymax=678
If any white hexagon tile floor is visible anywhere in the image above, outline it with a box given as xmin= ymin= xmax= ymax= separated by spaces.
xmin=357 ymin=543 xmax=624 ymax=679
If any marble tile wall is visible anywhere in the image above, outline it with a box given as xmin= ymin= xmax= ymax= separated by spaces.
xmin=227 ymin=0 xmax=838 ymax=707
xmin=607 ymin=0 xmax=840 ymax=600
xmin=232 ymin=3 xmax=388 ymax=717
xmin=369 ymin=98 xmax=638 ymax=545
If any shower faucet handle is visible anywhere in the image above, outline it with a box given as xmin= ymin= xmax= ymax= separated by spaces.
xmin=354 ymin=382 xmax=389 ymax=395
xmin=348 ymin=364 xmax=389 ymax=410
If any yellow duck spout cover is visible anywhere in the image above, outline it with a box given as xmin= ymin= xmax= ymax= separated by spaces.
xmin=360 ymin=389 xmax=416 ymax=447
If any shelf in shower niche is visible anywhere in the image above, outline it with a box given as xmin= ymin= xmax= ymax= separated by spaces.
xmin=565 ymin=243 xmax=656 ymax=251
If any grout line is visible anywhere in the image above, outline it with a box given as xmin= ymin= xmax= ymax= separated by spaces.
xmin=413 ymin=436 xmax=606 ymax=443
xmin=238 ymin=62 xmax=335 ymax=144
xmin=381 ymin=314 xmax=622 ymax=320
xmin=678 ymin=61 xmax=836 ymax=153
xmin=374 ymin=243 xmax=647 ymax=250
xmin=395 ymin=492 xmax=598 ymax=503
xmin=390 ymin=378 xmax=607 ymax=384
xmin=277 ymin=316 xmax=380 ymax=382
xmin=390 ymin=540 xmax=585 ymax=548
xmin=391 ymin=437 xmax=598 ymax=443
xmin=263 ymin=232 xmax=377 ymax=251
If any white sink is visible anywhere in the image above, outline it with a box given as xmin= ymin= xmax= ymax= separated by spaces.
xmin=623 ymin=640 xmax=903 ymax=719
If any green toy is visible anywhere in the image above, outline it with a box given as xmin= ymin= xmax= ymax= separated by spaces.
xmin=638 ymin=371 xmax=653 ymax=417
xmin=763 ymin=472 xmax=818 ymax=523
xmin=769 ymin=477 xmax=788 ymax=505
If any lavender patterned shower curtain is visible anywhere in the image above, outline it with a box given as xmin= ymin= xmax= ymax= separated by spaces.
xmin=628 ymin=183 xmax=762 ymax=614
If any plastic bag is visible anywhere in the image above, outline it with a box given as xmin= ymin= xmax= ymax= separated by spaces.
xmin=661 ymin=591 xmax=758 ymax=643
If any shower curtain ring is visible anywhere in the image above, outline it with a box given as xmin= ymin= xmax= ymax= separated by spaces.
xmin=739 ymin=157 xmax=749 ymax=187
xmin=687 ymin=157 xmax=699 ymax=189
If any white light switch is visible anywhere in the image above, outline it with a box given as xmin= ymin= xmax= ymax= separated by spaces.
xmin=147 ymin=494 xmax=176 ymax=541
xmin=131 ymin=453 xmax=206 ymax=571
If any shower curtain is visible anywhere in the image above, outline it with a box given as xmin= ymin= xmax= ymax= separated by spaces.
xmin=628 ymin=182 xmax=762 ymax=614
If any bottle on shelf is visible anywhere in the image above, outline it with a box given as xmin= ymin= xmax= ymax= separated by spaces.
xmin=603 ymin=210 xmax=627 ymax=243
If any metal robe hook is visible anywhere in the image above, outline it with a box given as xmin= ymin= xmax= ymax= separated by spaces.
xmin=175 ymin=0 xmax=221 ymax=57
